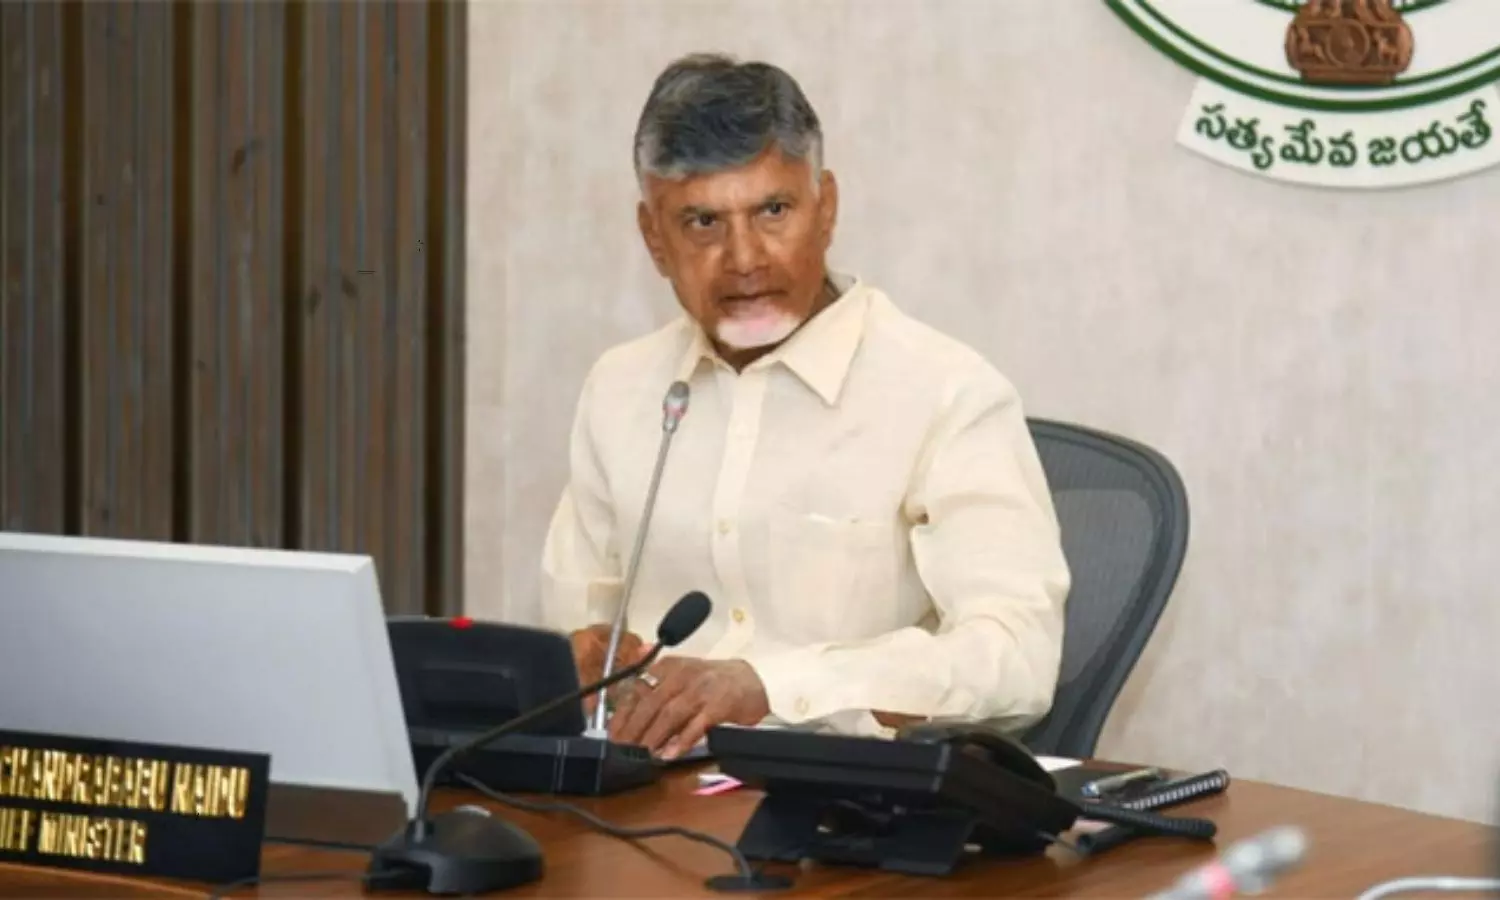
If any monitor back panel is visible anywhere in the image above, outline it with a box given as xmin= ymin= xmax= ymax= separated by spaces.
xmin=0 ymin=533 xmax=419 ymax=817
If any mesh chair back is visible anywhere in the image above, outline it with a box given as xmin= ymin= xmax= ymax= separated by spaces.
xmin=1019 ymin=419 xmax=1189 ymax=759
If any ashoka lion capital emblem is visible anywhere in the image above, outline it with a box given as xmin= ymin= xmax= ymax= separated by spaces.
xmin=1286 ymin=0 xmax=1414 ymax=85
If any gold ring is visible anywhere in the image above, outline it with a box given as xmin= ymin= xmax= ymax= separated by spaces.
xmin=638 ymin=671 xmax=660 ymax=689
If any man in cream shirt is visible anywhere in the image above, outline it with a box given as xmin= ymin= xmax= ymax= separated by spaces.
xmin=541 ymin=53 xmax=1070 ymax=760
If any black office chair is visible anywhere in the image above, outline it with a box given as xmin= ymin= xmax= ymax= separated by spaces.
xmin=1019 ymin=418 xmax=1189 ymax=760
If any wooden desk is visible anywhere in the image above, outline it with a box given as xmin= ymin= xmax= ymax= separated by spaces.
xmin=1 ymin=768 xmax=1493 ymax=897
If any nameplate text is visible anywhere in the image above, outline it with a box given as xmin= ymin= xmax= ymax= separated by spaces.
xmin=0 ymin=729 xmax=269 ymax=884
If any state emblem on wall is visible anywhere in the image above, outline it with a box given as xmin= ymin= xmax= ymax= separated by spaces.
xmin=1106 ymin=0 xmax=1500 ymax=188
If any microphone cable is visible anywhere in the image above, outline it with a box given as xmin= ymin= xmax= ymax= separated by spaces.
xmin=455 ymin=773 xmax=786 ymax=891
xmin=1356 ymin=876 xmax=1500 ymax=900
xmin=1077 ymin=803 xmax=1219 ymax=840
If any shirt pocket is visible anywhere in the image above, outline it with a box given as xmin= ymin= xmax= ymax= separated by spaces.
xmin=766 ymin=508 xmax=898 ymax=643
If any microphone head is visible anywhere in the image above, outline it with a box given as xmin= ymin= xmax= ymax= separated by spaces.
xmin=662 ymin=381 xmax=691 ymax=432
xmin=656 ymin=591 xmax=711 ymax=647
xmin=1221 ymin=826 xmax=1308 ymax=891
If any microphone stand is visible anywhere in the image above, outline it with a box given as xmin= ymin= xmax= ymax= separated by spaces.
xmin=587 ymin=381 xmax=690 ymax=737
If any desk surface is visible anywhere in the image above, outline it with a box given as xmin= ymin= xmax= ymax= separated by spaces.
xmin=0 ymin=768 xmax=1493 ymax=897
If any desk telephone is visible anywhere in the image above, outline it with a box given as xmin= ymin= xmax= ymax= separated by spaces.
xmin=707 ymin=720 xmax=1216 ymax=876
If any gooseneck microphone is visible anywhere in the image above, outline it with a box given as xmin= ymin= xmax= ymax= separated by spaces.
xmin=367 ymin=591 xmax=712 ymax=896
xmin=1146 ymin=826 xmax=1308 ymax=900
xmin=587 ymin=380 xmax=692 ymax=737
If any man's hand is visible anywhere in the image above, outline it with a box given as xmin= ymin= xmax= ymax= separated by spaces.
xmin=873 ymin=711 xmax=925 ymax=730
xmin=569 ymin=625 xmax=651 ymax=714
xmin=608 ymin=657 xmax=770 ymax=759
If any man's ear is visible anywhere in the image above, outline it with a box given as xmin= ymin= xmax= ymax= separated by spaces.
xmin=637 ymin=200 xmax=670 ymax=277
xmin=816 ymin=169 xmax=839 ymax=249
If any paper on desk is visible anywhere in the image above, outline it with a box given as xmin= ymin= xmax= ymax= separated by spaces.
xmin=1038 ymin=756 xmax=1081 ymax=772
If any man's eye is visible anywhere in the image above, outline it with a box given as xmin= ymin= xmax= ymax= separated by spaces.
xmin=763 ymin=202 xmax=788 ymax=217
xmin=688 ymin=213 xmax=716 ymax=229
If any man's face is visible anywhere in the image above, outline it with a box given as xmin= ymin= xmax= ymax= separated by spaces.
xmin=637 ymin=148 xmax=839 ymax=366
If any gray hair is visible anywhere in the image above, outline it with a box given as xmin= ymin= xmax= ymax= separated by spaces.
xmin=632 ymin=53 xmax=823 ymax=190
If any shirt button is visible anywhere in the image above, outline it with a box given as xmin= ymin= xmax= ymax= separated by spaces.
xmin=731 ymin=608 xmax=746 ymax=624
xmin=716 ymin=519 xmax=733 ymax=535
xmin=795 ymin=698 xmax=810 ymax=716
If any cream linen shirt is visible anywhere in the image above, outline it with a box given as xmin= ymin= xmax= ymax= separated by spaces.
xmin=539 ymin=274 xmax=1070 ymax=736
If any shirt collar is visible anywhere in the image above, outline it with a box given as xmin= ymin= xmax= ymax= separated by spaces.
xmin=675 ymin=272 xmax=869 ymax=406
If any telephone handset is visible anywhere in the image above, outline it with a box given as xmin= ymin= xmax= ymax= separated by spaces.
xmin=895 ymin=719 xmax=1217 ymax=855
xmin=896 ymin=720 xmax=1057 ymax=789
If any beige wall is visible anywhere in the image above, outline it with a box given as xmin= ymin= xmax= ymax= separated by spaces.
xmin=465 ymin=0 xmax=1500 ymax=824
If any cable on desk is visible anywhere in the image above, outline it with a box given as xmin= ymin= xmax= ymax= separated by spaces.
xmin=264 ymin=835 xmax=377 ymax=853
xmin=1355 ymin=876 xmax=1500 ymax=900
xmin=456 ymin=772 xmax=764 ymax=883
xmin=1078 ymin=803 xmax=1218 ymax=840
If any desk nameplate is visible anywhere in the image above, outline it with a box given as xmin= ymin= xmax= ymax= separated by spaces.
xmin=0 ymin=728 xmax=269 ymax=885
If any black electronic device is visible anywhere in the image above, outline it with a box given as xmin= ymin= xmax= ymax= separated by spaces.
xmin=707 ymin=721 xmax=1217 ymax=877
xmin=387 ymin=616 xmax=659 ymax=796
xmin=367 ymin=591 xmax=711 ymax=896
xmin=406 ymin=727 xmax=659 ymax=795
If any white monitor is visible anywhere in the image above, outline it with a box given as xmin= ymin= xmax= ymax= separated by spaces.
xmin=0 ymin=531 xmax=418 ymax=842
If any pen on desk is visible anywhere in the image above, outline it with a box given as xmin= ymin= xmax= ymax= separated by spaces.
xmin=1079 ymin=766 xmax=1165 ymax=799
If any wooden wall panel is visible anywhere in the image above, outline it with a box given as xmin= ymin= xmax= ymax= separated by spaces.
xmin=0 ymin=0 xmax=468 ymax=615
xmin=187 ymin=0 xmax=286 ymax=547
xmin=0 ymin=2 xmax=66 ymax=535
xmin=431 ymin=0 xmax=466 ymax=618
xmin=292 ymin=0 xmax=448 ymax=612
xmin=388 ymin=0 xmax=432 ymax=615
xmin=77 ymin=1 xmax=176 ymax=540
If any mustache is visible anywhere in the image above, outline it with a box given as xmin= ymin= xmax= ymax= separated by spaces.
xmin=716 ymin=287 xmax=787 ymax=301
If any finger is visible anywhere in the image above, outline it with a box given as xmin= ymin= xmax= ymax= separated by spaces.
xmin=607 ymin=679 xmax=639 ymax=727
xmin=621 ymin=629 xmax=651 ymax=653
xmin=619 ymin=641 xmax=655 ymax=668
xmin=610 ymin=671 xmax=688 ymax=746
xmin=609 ymin=686 xmax=656 ymax=745
xmin=640 ymin=688 xmax=701 ymax=756
xmin=661 ymin=709 xmax=715 ymax=761
xmin=612 ymin=663 xmax=693 ymax=750
xmin=570 ymin=630 xmax=607 ymax=680
xmin=613 ymin=656 xmax=680 ymax=711
xmin=636 ymin=675 xmax=699 ymax=753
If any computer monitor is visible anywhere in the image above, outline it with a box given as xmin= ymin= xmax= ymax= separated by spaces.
xmin=0 ymin=532 xmax=418 ymax=846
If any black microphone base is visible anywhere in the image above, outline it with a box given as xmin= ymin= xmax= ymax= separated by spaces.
xmin=366 ymin=811 xmax=544 ymax=896
xmin=706 ymin=872 xmax=795 ymax=892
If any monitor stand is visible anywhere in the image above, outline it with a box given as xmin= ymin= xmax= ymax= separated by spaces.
xmin=266 ymin=782 xmax=409 ymax=850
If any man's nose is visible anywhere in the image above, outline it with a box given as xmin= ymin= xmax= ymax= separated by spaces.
xmin=725 ymin=221 xmax=768 ymax=274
